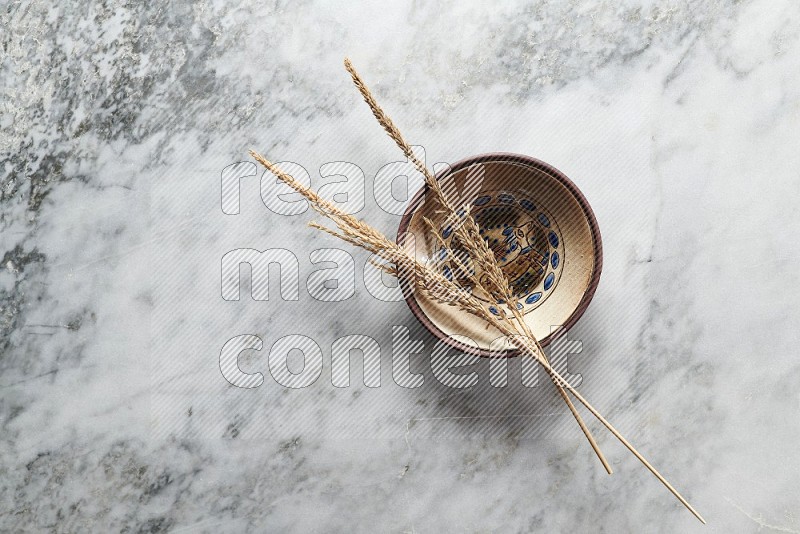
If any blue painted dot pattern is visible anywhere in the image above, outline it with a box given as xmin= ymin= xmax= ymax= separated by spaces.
xmin=525 ymin=292 xmax=542 ymax=304
xmin=436 ymin=190 xmax=564 ymax=313
xmin=537 ymin=213 xmax=550 ymax=227
xmin=543 ymin=272 xmax=555 ymax=291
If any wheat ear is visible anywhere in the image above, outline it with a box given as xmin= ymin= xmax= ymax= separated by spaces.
xmin=343 ymin=57 xmax=612 ymax=472
xmin=251 ymin=151 xmax=704 ymax=523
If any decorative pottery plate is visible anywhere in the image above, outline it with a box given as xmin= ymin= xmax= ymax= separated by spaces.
xmin=397 ymin=153 xmax=602 ymax=357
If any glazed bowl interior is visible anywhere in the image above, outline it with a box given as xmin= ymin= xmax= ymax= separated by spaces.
xmin=397 ymin=153 xmax=602 ymax=357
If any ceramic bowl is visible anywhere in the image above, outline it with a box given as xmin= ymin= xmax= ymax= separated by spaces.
xmin=396 ymin=153 xmax=602 ymax=357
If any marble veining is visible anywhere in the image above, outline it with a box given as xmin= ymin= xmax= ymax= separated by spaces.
xmin=2 ymin=0 xmax=800 ymax=532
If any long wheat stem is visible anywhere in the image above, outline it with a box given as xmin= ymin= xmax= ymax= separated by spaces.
xmin=343 ymin=57 xmax=611 ymax=472
xmin=423 ymin=214 xmax=612 ymax=473
xmin=251 ymin=150 xmax=704 ymax=523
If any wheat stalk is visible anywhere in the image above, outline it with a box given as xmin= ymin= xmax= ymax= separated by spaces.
xmin=344 ymin=58 xmax=513 ymax=304
xmin=250 ymin=150 xmax=704 ymax=523
xmin=421 ymin=213 xmax=613 ymax=473
xmin=344 ymin=57 xmax=613 ymax=473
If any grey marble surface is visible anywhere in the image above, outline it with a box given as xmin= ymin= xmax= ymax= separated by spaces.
xmin=3 ymin=0 xmax=800 ymax=532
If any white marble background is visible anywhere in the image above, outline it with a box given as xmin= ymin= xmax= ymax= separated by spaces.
xmin=2 ymin=0 xmax=800 ymax=532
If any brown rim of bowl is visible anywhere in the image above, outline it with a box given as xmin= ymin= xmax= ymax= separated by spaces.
xmin=395 ymin=152 xmax=603 ymax=358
